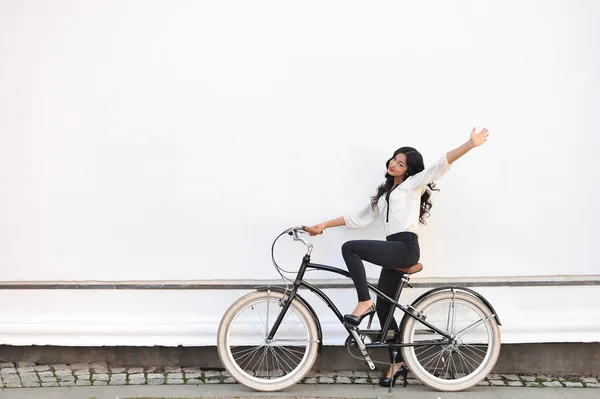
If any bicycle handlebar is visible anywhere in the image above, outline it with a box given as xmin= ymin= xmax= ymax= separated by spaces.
xmin=286 ymin=226 xmax=314 ymax=254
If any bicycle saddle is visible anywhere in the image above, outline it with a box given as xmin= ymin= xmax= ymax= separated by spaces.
xmin=395 ymin=263 xmax=423 ymax=274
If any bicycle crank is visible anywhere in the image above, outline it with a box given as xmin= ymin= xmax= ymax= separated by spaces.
xmin=346 ymin=329 xmax=388 ymax=369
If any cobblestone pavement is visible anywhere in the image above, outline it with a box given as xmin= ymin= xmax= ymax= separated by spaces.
xmin=0 ymin=362 xmax=598 ymax=389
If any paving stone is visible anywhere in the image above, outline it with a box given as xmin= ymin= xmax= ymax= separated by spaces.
xmin=490 ymin=379 xmax=506 ymax=386
xmin=183 ymin=367 xmax=201 ymax=373
xmin=520 ymin=375 xmax=538 ymax=382
xmin=16 ymin=367 xmax=35 ymax=373
xmin=76 ymin=379 xmax=91 ymax=386
xmin=537 ymin=375 xmax=554 ymax=381
xmin=90 ymin=362 xmax=108 ymax=368
xmin=69 ymin=363 xmax=90 ymax=370
xmin=319 ymin=377 xmax=335 ymax=384
xmin=74 ymin=369 xmax=91 ymax=375
xmin=55 ymin=369 xmax=73 ymax=377
xmin=223 ymin=377 xmax=236 ymax=384
xmin=109 ymin=378 xmax=128 ymax=386
xmin=321 ymin=372 xmax=338 ymax=378
xmin=4 ymin=381 xmax=22 ymax=388
xmin=205 ymin=378 xmax=222 ymax=384
xmin=487 ymin=374 xmax=501 ymax=380
xmin=16 ymin=362 xmax=36 ymax=368
xmin=3 ymin=376 xmax=21 ymax=383
xmin=34 ymin=365 xmax=51 ymax=372
xmin=336 ymin=376 xmax=352 ymax=384
xmin=303 ymin=377 xmax=318 ymax=384
xmin=185 ymin=372 xmax=202 ymax=379
xmin=525 ymin=381 xmax=541 ymax=387
xmin=564 ymin=381 xmax=584 ymax=388
xmin=111 ymin=373 xmax=127 ymax=380
xmin=76 ymin=374 xmax=91 ymax=381
xmin=22 ymin=380 xmax=41 ymax=387
xmin=0 ymin=363 xmax=15 ymax=368
xmin=586 ymin=383 xmax=600 ymax=388
xmin=38 ymin=371 xmax=55 ymax=379
xmin=502 ymin=374 xmax=520 ymax=381
xmin=92 ymin=373 xmax=109 ymax=380
xmin=42 ymin=382 xmax=59 ymax=387
xmin=148 ymin=378 xmax=165 ymax=385
xmin=91 ymin=367 xmax=109 ymax=374
xmin=203 ymin=371 xmax=222 ymax=378
xmin=147 ymin=373 xmax=164 ymax=379
xmin=128 ymin=376 xmax=146 ymax=383
xmin=508 ymin=380 xmax=524 ymax=387
xmin=92 ymin=380 xmax=108 ymax=386
xmin=18 ymin=373 xmax=37 ymax=380
xmin=167 ymin=373 xmax=183 ymax=379
xmin=144 ymin=366 xmax=162 ymax=373
xmin=542 ymin=381 xmax=563 ymax=387
xmin=167 ymin=378 xmax=184 ymax=384
xmin=110 ymin=367 xmax=127 ymax=374
xmin=127 ymin=367 xmax=145 ymax=374
xmin=58 ymin=380 xmax=76 ymax=387
xmin=57 ymin=377 xmax=75 ymax=383
xmin=50 ymin=364 xmax=70 ymax=370
xmin=164 ymin=366 xmax=183 ymax=373
xmin=354 ymin=377 xmax=369 ymax=384
xmin=1 ymin=368 xmax=17 ymax=374
xmin=583 ymin=377 xmax=599 ymax=383
xmin=477 ymin=379 xmax=490 ymax=386
xmin=305 ymin=370 xmax=319 ymax=378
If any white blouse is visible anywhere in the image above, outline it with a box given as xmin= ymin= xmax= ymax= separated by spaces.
xmin=343 ymin=154 xmax=452 ymax=237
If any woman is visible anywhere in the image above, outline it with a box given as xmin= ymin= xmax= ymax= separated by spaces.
xmin=306 ymin=127 xmax=489 ymax=387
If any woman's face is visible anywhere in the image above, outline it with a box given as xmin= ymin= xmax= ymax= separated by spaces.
xmin=387 ymin=152 xmax=408 ymax=178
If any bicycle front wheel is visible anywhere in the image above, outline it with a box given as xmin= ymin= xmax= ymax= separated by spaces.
xmin=400 ymin=291 xmax=501 ymax=391
xmin=217 ymin=290 xmax=319 ymax=391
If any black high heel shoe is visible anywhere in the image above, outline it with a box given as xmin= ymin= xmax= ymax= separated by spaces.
xmin=379 ymin=364 xmax=408 ymax=388
xmin=343 ymin=303 xmax=376 ymax=326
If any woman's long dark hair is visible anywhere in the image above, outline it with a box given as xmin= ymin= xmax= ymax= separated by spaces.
xmin=370 ymin=147 xmax=439 ymax=224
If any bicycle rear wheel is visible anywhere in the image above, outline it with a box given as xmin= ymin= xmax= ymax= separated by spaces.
xmin=217 ymin=290 xmax=319 ymax=391
xmin=400 ymin=291 xmax=501 ymax=391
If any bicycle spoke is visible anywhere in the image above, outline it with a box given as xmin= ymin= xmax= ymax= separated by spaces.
xmin=232 ymin=345 xmax=262 ymax=357
xmin=235 ymin=346 xmax=264 ymax=370
xmin=240 ymin=311 xmax=267 ymax=338
xmin=454 ymin=347 xmax=480 ymax=372
xmin=459 ymin=345 xmax=486 ymax=365
xmin=418 ymin=347 xmax=446 ymax=367
xmin=270 ymin=346 xmax=294 ymax=375
xmin=277 ymin=345 xmax=305 ymax=362
xmin=455 ymin=306 xmax=470 ymax=330
xmin=456 ymin=346 xmax=470 ymax=376
xmin=461 ymin=343 xmax=488 ymax=356
xmin=277 ymin=319 xmax=304 ymax=337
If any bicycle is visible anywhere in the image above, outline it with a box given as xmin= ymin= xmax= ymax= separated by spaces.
xmin=217 ymin=226 xmax=502 ymax=392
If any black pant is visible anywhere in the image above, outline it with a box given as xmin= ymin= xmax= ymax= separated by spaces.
xmin=341 ymin=232 xmax=420 ymax=363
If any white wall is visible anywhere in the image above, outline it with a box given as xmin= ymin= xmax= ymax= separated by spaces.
xmin=0 ymin=1 xmax=599 ymax=346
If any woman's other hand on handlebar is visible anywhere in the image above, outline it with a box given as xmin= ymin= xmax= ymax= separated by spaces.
xmin=306 ymin=225 xmax=326 ymax=236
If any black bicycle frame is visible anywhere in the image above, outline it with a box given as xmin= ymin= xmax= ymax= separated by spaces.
xmin=266 ymin=254 xmax=452 ymax=348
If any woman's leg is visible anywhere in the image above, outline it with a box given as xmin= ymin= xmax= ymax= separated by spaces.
xmin=341 ymin=240 xmax=417 ymax=315
xmin=376 ymin=268 xmax=403 ymax=337
xmin=376 ymin=268 xmax=405 ymax=371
